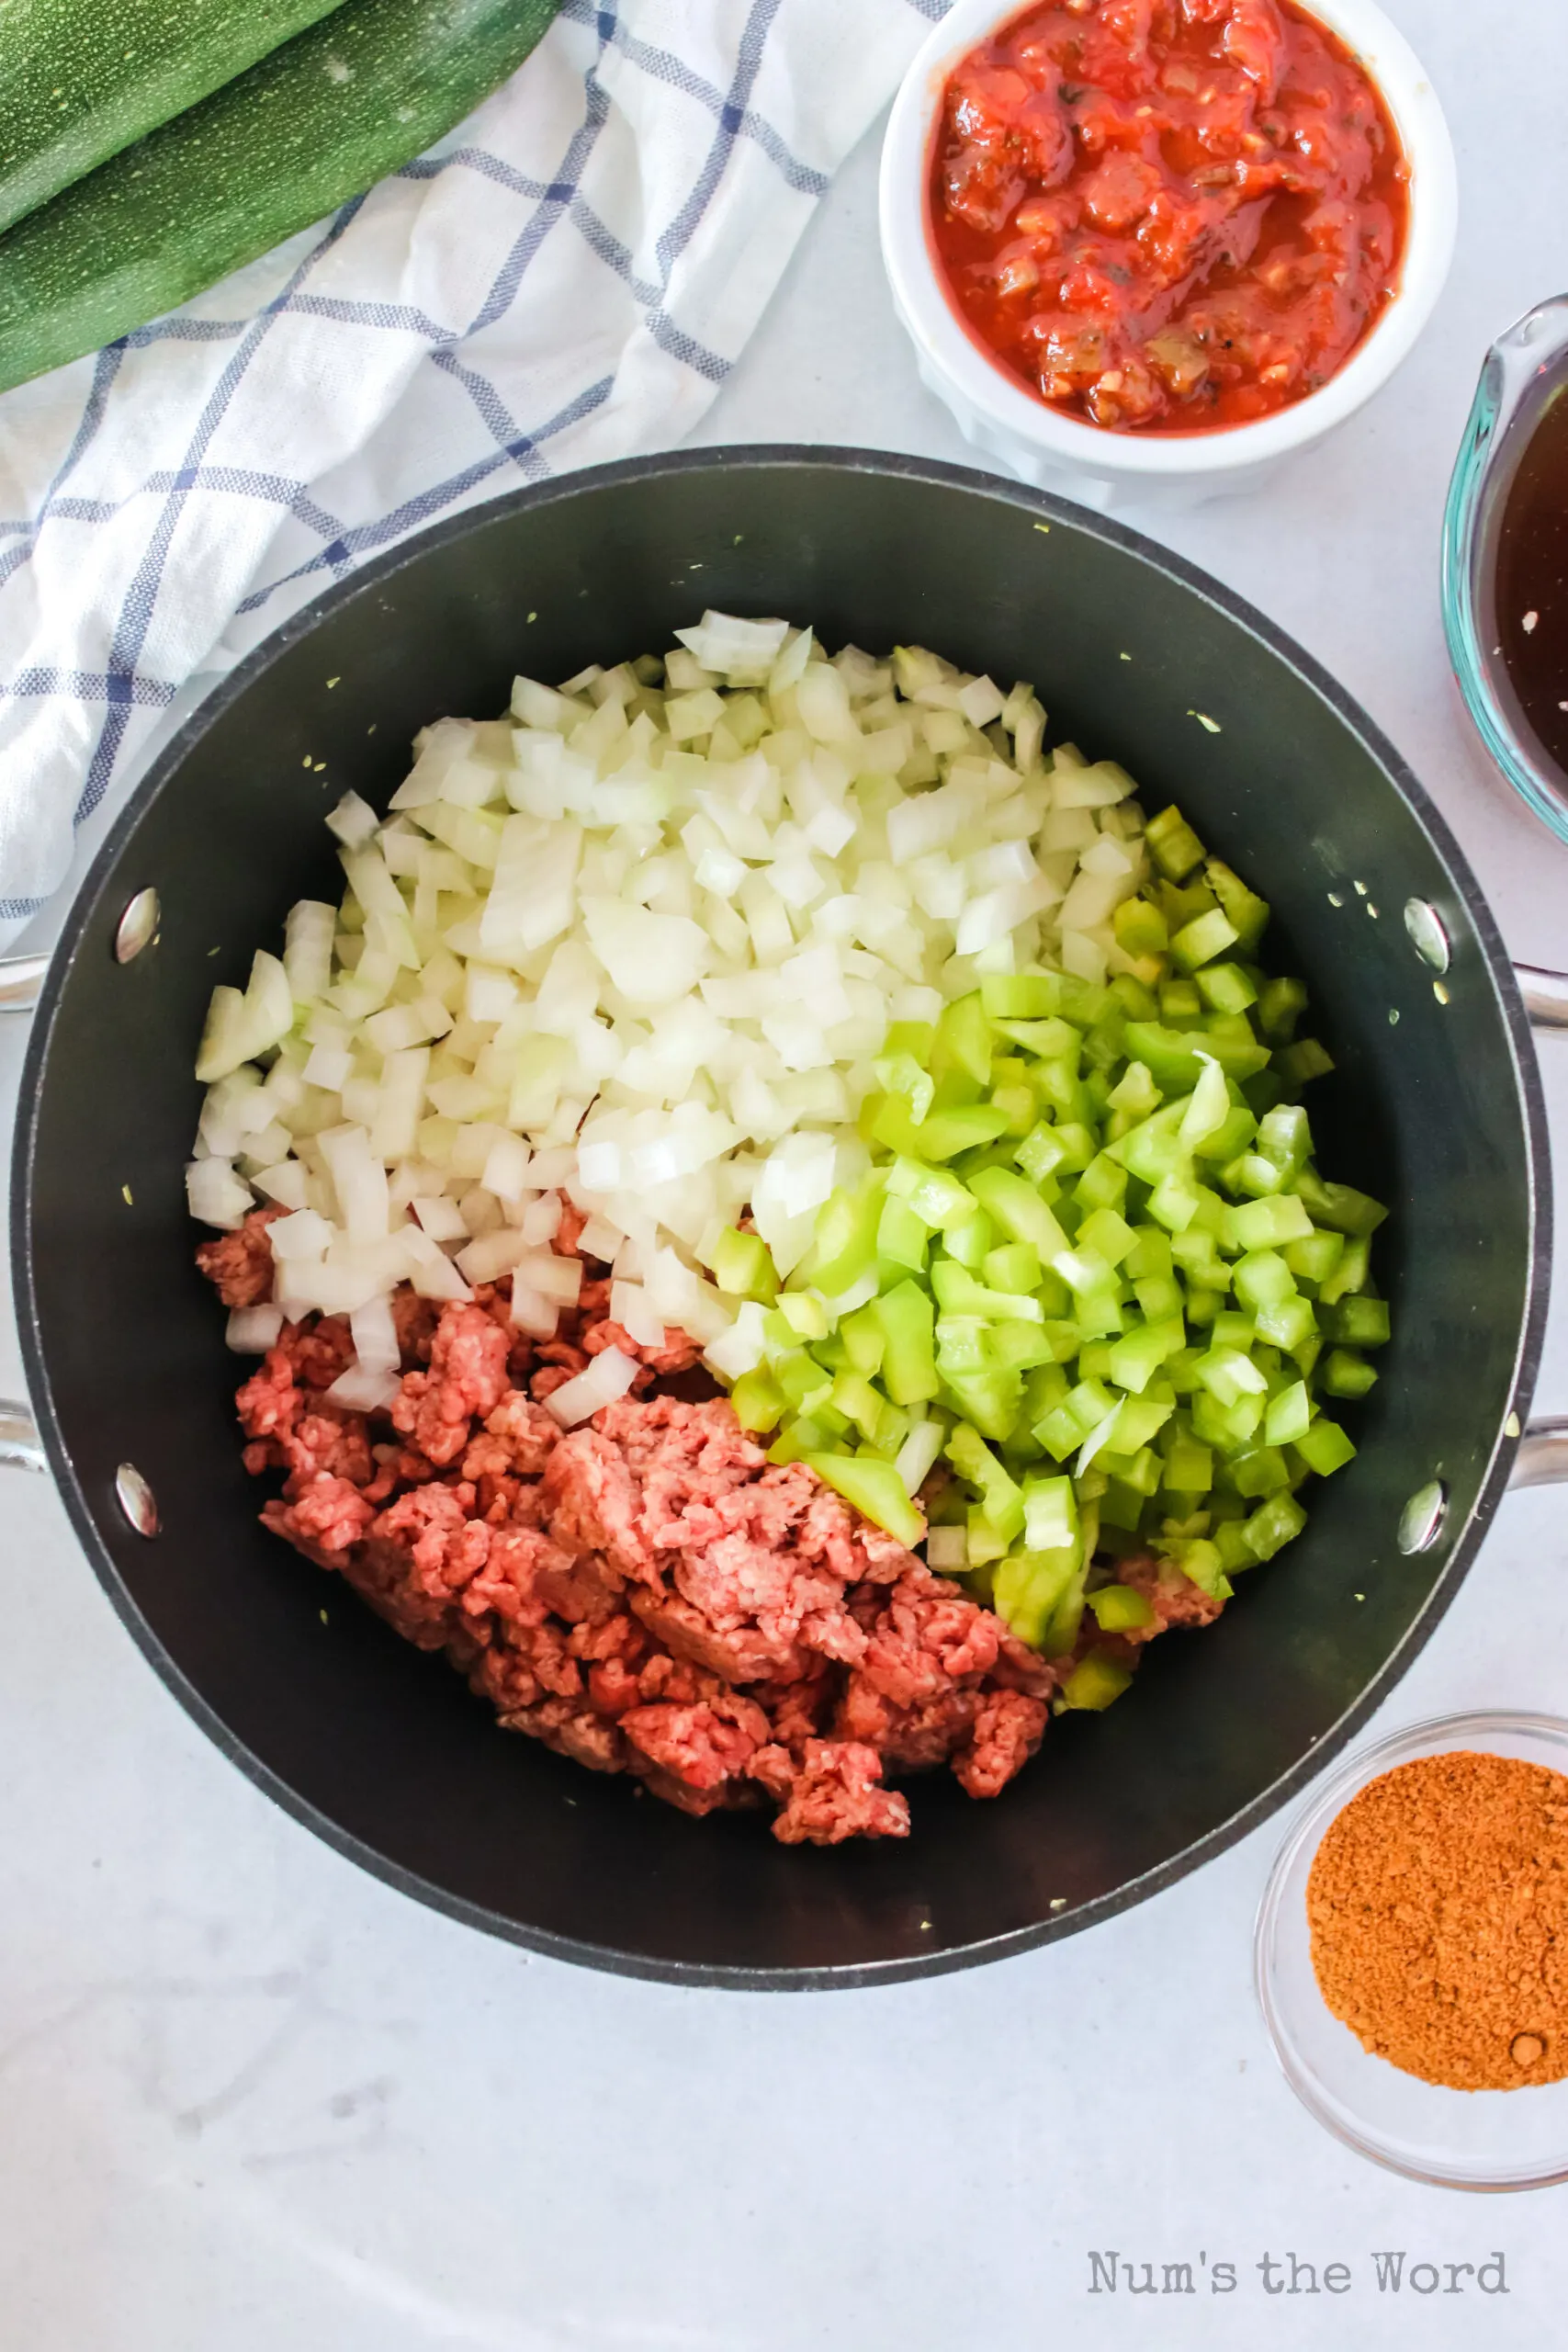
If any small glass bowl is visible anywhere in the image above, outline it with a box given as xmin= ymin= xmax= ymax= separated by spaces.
xmin=1442 ymin=295 xmax=1568 ymax=844
xmin=1255 ymin=1712 xmax=1568 ymax=2191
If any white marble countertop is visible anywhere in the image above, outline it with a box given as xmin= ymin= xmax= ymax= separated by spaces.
xmin=5 ymin=3 xmax=1568 ymax=2342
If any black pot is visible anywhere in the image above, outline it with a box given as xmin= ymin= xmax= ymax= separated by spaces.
xmin=6 ymin=448 xmax=1565 ymax=1987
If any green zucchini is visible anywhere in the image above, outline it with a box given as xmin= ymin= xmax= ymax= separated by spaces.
xmin=0 ymin=0 xmax=355 ymax=238
xmin=0 ymin=0 xmax=562 ymax=394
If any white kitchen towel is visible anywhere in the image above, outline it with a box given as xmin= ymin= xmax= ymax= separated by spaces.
xmin=0 ymin=0 xmax=944 ymax=941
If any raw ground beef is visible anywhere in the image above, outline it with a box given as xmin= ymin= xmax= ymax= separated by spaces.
xmin=206 ymin=1207 xmax=1222 ymax=1844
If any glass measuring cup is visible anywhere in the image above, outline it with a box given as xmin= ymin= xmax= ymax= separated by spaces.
xmin=1443 ymin=295 xmax=1568 ymax=844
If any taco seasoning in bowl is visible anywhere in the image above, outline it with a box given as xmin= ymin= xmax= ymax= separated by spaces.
xmin=1307 ymin=1751 xmax=1568 ymax=2090
xmin=1257 ymin=1715 xmax=1568 ymax=2189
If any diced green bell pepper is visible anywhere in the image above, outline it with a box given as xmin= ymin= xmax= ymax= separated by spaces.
xmin=987 ymin=1319 xmax=1062 ymax=1373
xmin=1277 ymin=1038 xmax=1335 ymax=1087
xmin=1165 ymin=1537 xmax=1228 ymax=1598
xmin=1196 ymin=1345 xmax=1269 ymax=1408
xmin=1146 ymin=806 xmax=1207 ymax=884
xmin=1022 ymin=1474 xmax=1078 ymax=1551
xmin=1122 ymin=1019 xmax=1269 ymax=1091
xmin=1227 ymin=1193 xmax=1314 ymax=1250
xmin=1077 ymin=1205 xmax=1137 ymax=1266
xmin=1210 ymin=1518 xmax=1258 ymax=1575
xmin=1258 ymin=975 xmax=1308 ymax=1041
xmin=1264 ymin=1379 xmax=1311 ymax=1446
xmin=964 ymin=1163 xmax=1069 ymax=1261
xmin=1107 ymin=1316 xmax=1186 ymax=1395
xmin=1284 ymin=1228 xmax=1344 ymax=1285
xmin=1163 ymin=1430 xmax=1213 ymax=1493
xmin=876 ymin=1193 xmax=930 ymax=1276
xmin=946 ymin=1422 xmax=1026 ymax=1540
xmin=838 ymin=1302 xmax=886 ymax=1376
xmin=1159 ymin=977 xmax=1204 ymax=1023
xmin=1292 ymin=1418 xmax=1358 ymax=1476
xmin=705 ymin=1225 xmax=779 ymax=1302
xmin=1107 ymin=1060 xmax=1162 ymax=1121
xmin=1075 ymin=1151 xmax=1131 ymax=1212
xmin=979 ymin=972 xmax=1059 ymax=1019
xmin=1171 ymin=907 xmax=1241 ymax=972
xmin=1322 ymin=1295 xmax=1390 ymax=1349
xmin=874 ymin=1279 xmax=941 ymax=1406
xmin=728 ymin=1368 xmax=785 ymax=1433
xmin=886 ymin=1156 xmax=976 ymax=1230
xmin=1233 ymin=1250 xmax=1295 ymax=1313
xmin=1195 ymin=960 xmax=1258 ymax=1015
xmin=1059 ymin=1650 xmax=1134 ymax=1710
xmin=1015 ymin=1122 xmax=1070 ymax=1186
xmin=873 ymin=1097 xmax=1010 ymax=1161
xmin=805 ymin=1453 xmax=924 ymax=1548
xmin=1228 ymin=1444 xmax=1291 ymax=1498
xmin=1255 ymin=1295 xmax=1315 ymax=1352
xmin=872 ymin=1048 xmax=935 ymax=1125
xmin=942 ymin=1209 xmax=994 ymax=1269
xmin=1204 ymin=858 xmax=1269 ymax=951
xmin=932 ymin=991 xmax=994 ymax=1088
xmin=831 ymin=1371 xmax=890 ymax=1443
xmin=965 ymin=1507 xmax=1010 ymax=1566
xmin=942 ymin=1369 xmax=1023 ymax=1442
xmin=1089 ymin=1584 xmax=1156 ymax=1633
xmin=1244 ymin=1490 xmax=1308 ymax=1560
xmin=983 ymin=1240 xmax=1042 ymax=1294
xmin=1320 ymin=1347 xmax=1378 ymax=1399
xmin=993 ymin=1545 xmax=1080 ymax=1650
xmin=1316 ymin=1234 xmax=1370 ymax=1305
xmin=1256 ymin=1103 xmax=1311 ymax=1182
xmin=936 ymin=1315 xmax=989 ymax=1376
xmin=1293 ymin=1167 xmax=1388 ymax=1236
xmin=1114 ymin=896 xmax=1170 ymax=959
xmin=804 ymin=1183 xmax=884 ymax=1296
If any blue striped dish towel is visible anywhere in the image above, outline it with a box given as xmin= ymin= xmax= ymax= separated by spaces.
xmin=0 ymin=0 xmax=944 ymax=943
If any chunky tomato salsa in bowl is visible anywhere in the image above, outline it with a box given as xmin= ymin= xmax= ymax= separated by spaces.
xmin=879 ymin=0 xmax=1456 ymax=505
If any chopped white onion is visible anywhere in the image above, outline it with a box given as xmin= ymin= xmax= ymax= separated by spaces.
xmin=894 ymin=1416 xmax=946 ymax=1498
xmin=610 ymin=1280 xmax=668 ymax=1348
xmin=578 ymin=1215 xmax=623 ymax=1262
xmin=925 ymin=1524 xmax=968 ymax=1572
xmin=191 ymin=616 xmax=1147 ymax=1396
xmin=226 ymin=1303 xmax=285 ymax=1352
xmin=325 ymin=1363 xmax=403 ymax=1413
xmin=350 ymin=1292 xmax=401 ymax=1376
xmin=325 ymin=791 xmax=380 ymax=850
xmin=186 ymin=1157 xmax=254 ymax=1230
xmin=544 ymin=1346 xmax=640 ymax=1428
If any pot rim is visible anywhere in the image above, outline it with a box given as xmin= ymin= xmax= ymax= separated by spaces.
xmin=11 ymin=445 xmax=1551 ymax=1987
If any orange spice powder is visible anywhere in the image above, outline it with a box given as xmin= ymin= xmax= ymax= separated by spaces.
xmin=1307 ymin=1750 xmax=1568 ymax=2091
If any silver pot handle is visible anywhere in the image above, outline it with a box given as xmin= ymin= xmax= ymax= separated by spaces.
xmin=0 ymin=1400 xmax=46 ymax=1472
xmin=1517 ymin=965 xmax=1568 ymax=1031
xmin=1512 ymin=1419 xmax=1568 ymax=1488
xmin=0 ymin=952 xmax=48 ymax=1011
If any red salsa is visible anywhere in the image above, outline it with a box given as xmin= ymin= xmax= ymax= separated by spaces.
xmin=930 ymin=0 xmax=1410 ymax=433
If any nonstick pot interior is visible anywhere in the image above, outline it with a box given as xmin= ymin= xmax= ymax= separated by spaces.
xmin=15 ymin=450 xmax=1548 ymax=1985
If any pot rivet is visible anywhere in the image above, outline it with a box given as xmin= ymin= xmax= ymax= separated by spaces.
xmin=115 ymin=1462 xmax=159 ymax=1538
xmin=114 ymin=888 xmax=160 ymax=965
xmin=1397 ymin=1479 xmax=1447 ymax=1556
xmin=1403 ymin=898 xmax=1450 ymax=975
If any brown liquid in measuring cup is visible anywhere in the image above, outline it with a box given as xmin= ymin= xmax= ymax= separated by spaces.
xmin=1495 ymin=380 xmax=1568 ymax=777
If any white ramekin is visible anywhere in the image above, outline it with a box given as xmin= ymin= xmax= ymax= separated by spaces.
xmin=879 ymin=0 xmax=1458 ymax=512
